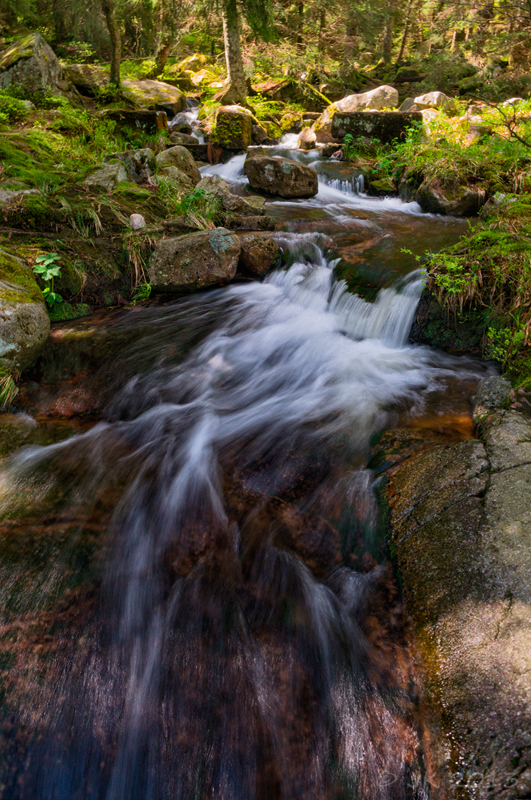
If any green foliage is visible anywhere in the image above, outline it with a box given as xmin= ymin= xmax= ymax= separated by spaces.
xmin=33 ymin=252 xmax=64 ymax=308
xmin=0 ymin=90 xmax=31 ymax=126
xmin=131 ymin=282 xmax=152 ymax=304
xmin=0 ymin=367 xmax=19 ymax=410
xmin=177 ymin=187 xmax=221 ymax=228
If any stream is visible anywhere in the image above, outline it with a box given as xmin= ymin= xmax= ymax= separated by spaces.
xmin=0 ymin=141 xmax=490 ymax=799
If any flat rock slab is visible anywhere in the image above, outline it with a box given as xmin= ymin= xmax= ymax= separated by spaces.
xmin=331 ymin=111 xmax=423 ymax=143
xmin=386 ymin=410 xmax=531 ymax=798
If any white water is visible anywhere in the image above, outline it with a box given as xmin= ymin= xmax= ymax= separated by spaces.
xmin=200 ymin=153 xmax=424 ymax=215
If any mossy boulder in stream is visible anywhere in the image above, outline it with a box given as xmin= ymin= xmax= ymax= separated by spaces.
xmin=0 ymin=247 xmax=50 ymax=370
xmin=149 ymin=228 xmax=240 ymax=293
xmin=212 ymin=105 xmax=253 ymax=150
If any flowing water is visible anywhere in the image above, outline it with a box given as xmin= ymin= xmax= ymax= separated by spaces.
xmin=0 ymin=146 xmax=489 ymax=799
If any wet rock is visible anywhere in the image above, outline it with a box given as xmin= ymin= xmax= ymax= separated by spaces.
xmin=223 ymin=215 xmax=276 ymax=232
xmin=156 ymin=145 xmax=201 ymax=185
xmin=103 ymin=108 xmax=168 ymax=134
xmin=213 ymin=105 xmax=253 ymax=149
xmin=149 ymin=228 xmax=240 ymax=293
xmin=238 ymin=234 xmax=280 ymax=275
xmin=121 ymin=78 xmax=186 ymax=115
xmin=386 ymin=409 xmax=531 ymax=799
xmin=195 ymin=174 xmax=266 ymax=217
xmin=298 ymin=127 xmax=317 ymax=150
xmin=413 ymin=90 xmax=456 ymax=114
xmin=415 ymin=176 xmax=486 ymax=216
xmin=0 ymin=247 xmax=50 ymax=371
xmin=129 ymin=213 xmax=146 ymax=230
xmin=168 ymin=131 xmax=199 ymax=146
xmin=472 ymin=375 xmax=512 ymax=421
xmin=244 ymin=155 xmax=318 ymax=199
xmin=331 ymin=111 xmax=423 ymax=143
xmin=0 ymin=32 xmax=77 ymax=101
xmin=251 ymin=123 xmax=267 ymax=145
xmin=84 ymin=162 xmax=128 ymax=191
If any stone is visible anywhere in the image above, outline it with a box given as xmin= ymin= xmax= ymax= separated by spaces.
xmin=0 ymin=32 xmax=76 ymax=101
xmin=103 ymin=108 xmax=168 ymax=134
xmin=502 ymin=97 xmax=524 ymax=107
xmin=252 ymin=124 xmax=267 ymax=145
xmin=213 ymin=105 xmax=253 ymax=150
xmin=315 ymin=85 xmax=399 ymax=134
xmin=156 ymin=146 xmax=201 ymax=185
xmin=472 ymin=375 xmax=512 ymax=420
xmin=158 ymin=165 xmax=193 ymax=191
xmin=149 ymin=228 xmax=240 ymax=293
xmin=195 ymin=175 xmax=266 ymax=216
xmin=238 ymin=234 xmax=280 ymax=275
xmin=298 ymin=127 xmax=317 ymax=150
xmin=107 ymin=148 xmax=157 ymax=184
xmin=121 ymin=79 xmax=186 ymax=115
xmin=0 ymin=247 xmax=50 ymax=371
xmin=129 ymin=213 xmax=146 ymax=230
xmin=62 ymin=63 xmax=109 ymax=95
xmin=415 ymin=176 xmax=486 ymax=216
xmin=168 ymin=131 xmax=199 ymax=146
xmin=331 ymin=111 xmax=423 ymax=143
xmin=414 ymin=91 xmax=456 ymax=113
xmin=399 ymin=98 xmax=420 ymax=112
xmin=84 ymin=162 xmax=128 ymax=191
xmin=464 ymin=123 xmax=493 ymax=145
xmin=244 ymin=155 xmax=318 ymax=199
xmin=223 ymin=215 xmax=276 ymax=231
xmin=385 ymin=410 xmax=531 ymax=799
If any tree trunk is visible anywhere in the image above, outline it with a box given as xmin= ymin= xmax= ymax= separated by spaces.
xmin=101 ymin=0 xmax=121 ymax=85
xmin=341 ymin=11 xmax=357 ymax=76
xmin=222 ymin=0 xmax=247 ymax=104
xmin=141 ymin=0 xmax=154 ymax=55
xmin=296 ymin=1 xmax=304 ymax=51
xmin=396 ymin=0 xmax=413 ymax=62
xmin=383 ymin=0 xmax=395 ymax=63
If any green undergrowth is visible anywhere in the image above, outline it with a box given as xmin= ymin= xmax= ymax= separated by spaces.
xmin=427 ymin=193 xmax=531 ymax=380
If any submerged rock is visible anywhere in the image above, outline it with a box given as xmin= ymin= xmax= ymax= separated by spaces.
xmin=0 ymin=247 xmax=50 ymax=370
xmin=149 ymin=228 xmax=240 ymax=293
xmin=244 ymin=155 xmax=318 ymax=198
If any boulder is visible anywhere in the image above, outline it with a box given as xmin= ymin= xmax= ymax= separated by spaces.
xmin=0 ymin=247 xmax=50 ymax=371
xmin=108 ymin=148 xmax=157 ymax=184
xmin=464 ymin=123 xmax=493 ymax=146
xmin=238 ymin=234 xmax=280 ymax=275
xmin=156 ymin=146 xmax=201 ymax=185
xmin=298 ymin=127 xmax=317 ymax=150
xmin=168 ymin=131 xmax=199 ymax=146
xmin=252 ymin=124 xmax=268 ymax=145
xmin=244 ymin=155 xmax=318 ymax=199
xmin=399 ymin=98 xmax=420 ymax=112
xmin=103 ymin=108 xmax=168 ymax=134
xmin=330 ymin=111 xmax=423 ymax=143
xmin=413 ymin=91 xmax=456 ymax=114
xmin=472 ymin=375 xmax=512 ymax=421
xmin=149 ymin=228 xmax=240 ymax=293
xmin=213 ymin=105 xmax=253 ymax=150
xmin=195 ymin=175 xmax=266 ymax=217
xmin=415 ymin=177 xmax=486 ymax=216
xmin=121 ymin=79 xmax=186 ymax=115
xmin=62 ymin=63 xmax=109 ymax=95
xmin=158 ymin=165 xmax=193 ymax=191
xmin=224 ymin=215 xmax=276 ymax=231
xmin=84 ymin=162 xmax=128 ymax=191
xmin=0 ymin=32 xmax=76 ymax=100
xmin=315 ymin=85 xmax=399 ymax=134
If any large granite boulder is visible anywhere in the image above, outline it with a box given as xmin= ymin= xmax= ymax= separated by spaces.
xmin=414 ymin=176 xmax=486 ymax=216
xmin=195 ymin=175 xmax=266 ymax=217
xmin=413 ymin=90 xmax=456 ymax=114
xmin=244 ymin=155 xmax=318 ymax=198
xmin=330 ymin=110 xmax=423 ymax=142
xmin=0 ymin=32 xmax=76 ymax=100
xmin=149 ymin=228 xmax=240 ymax=293
xmin=315 ymin=85 xmax=399 ymax=135
xmin=121 ymin=79 xmax=186 ymax=115
xmin=385 ymin=408 xmax=531 ymax=799
xmin=213 ymin=105 xmax=253 ymax=149
xmin=156 ymin=146 xmax=201 ymax=185
xmin=0 ymin=247 xmax=50 ymax=371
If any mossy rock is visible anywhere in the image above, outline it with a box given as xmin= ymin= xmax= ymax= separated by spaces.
xmin=48 ymin=302 xmax=91 ymax=322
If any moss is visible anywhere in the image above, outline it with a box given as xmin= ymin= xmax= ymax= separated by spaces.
xmin=49 ymin=302 xmax=91 ymax=322
xmin=0 ymin=34 xmax=35 ymax=71
xmin=0 ymin=247 xmax=44 ymax=304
